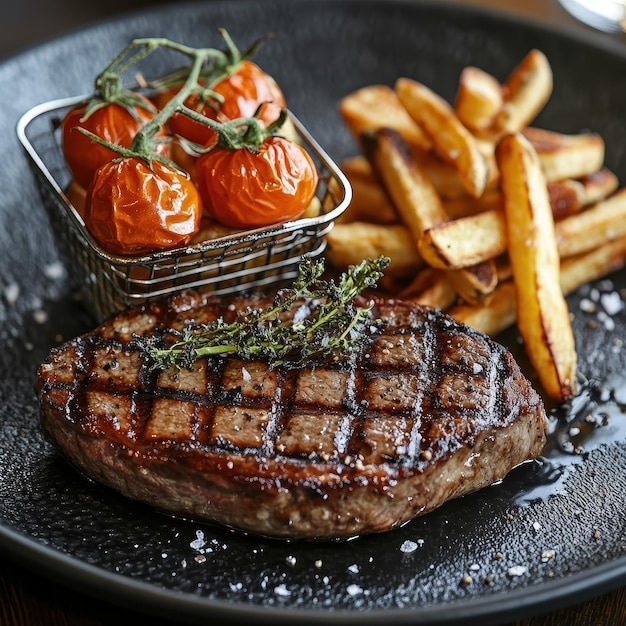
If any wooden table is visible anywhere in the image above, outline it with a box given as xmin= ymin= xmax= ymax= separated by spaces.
xmin=1 ymin=1 xmax=624 ymax=624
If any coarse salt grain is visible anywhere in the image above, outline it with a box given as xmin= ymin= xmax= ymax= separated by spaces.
xmin=579 ymin=298 xmax=596 ymax=313
xmin=400 ymin=540 xmax=419 ymax=554
xmin=33 ymin=309 xmax=48 ymax=324
xmin=346 ymin=584 xmax=363 ymax=596
xmin=43 ymin=261 xmax=65 ymax=280
xmin=4 ymin=283 xmax=19 ymax=306
xmin=508 ymin=565 xmax=527 ymax=577
xmin=601 ymin=291 xmax=624 ymax=315
xmin=274 ymin=584 xmax=291 ymax=597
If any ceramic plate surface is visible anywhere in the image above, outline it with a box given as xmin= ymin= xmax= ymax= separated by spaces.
xmin=1 ymin=1 xmax=626 ymax=624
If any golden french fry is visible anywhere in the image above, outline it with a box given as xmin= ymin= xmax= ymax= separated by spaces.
xmin=190 ymin=218 xmax=240 ymax=244
xmin=496 ymin=131 xmax=577 ymax=401
xmin=451 ymin=234 xmax=626 ymax=336
xmin=396 ymin=77 xmax=490 ymax=198
xmin=446 ymin=260 xmax=498 ymax=304
xmin=449 ymin=280 xmax=518 ymax=336
xmin=65 ymin=180 xmax=87 ymax=219
xmin=333 ymin=156 xmax=397 ymax=224
xmin=413 ymin=151 xmax=480 ymax=199
xmin=523 ymin=127 xmax=605 ymax=182
xmin=496 ymin=49 xmax=553 ymax=133
xmin=541 ymin=168 xmax=617 ymax=222
xmin=420 ymin=182 xmax=626 ymax=270
xmin=442 ymin=168 xmax=617 ymax=222
xmin=455 ymin=66 xmax=503 ymax=132
xmin=339 ymin=84 xmax=432 ymax=151
xmin=361 ymin=128 xmax=448 ymax=237
xmin=577 ymin=167 xmax=620 ymax=206
xmin=443 ymin=189 xmax=502 ymax=218
xmin=325 ymin=221 xmax=422 ymax=277
xmin=418 ymin=209 xmax=507 ymax=270
xmin=559 ymin=233 xmax=626 ymax=295
xmin=362 ymin=127 xmax=498 ymax=302
xmin=555 ymin=188 xmax=626 ymax=258
xmin=401 ymin=268 xmax=459 ymax=310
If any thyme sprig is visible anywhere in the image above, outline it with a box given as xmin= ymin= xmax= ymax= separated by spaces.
xmin=137 ymin=256 xmax=390 ymax=371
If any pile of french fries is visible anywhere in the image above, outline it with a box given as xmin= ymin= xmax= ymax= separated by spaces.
xmin=328 ymin=49 xmax=626 ymax=402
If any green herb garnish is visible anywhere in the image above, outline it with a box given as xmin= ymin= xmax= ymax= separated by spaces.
xmin=138 ymin=256 xmax=389 ymax=370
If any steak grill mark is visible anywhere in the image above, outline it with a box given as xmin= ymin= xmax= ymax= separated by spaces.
xmin=53 ymin=305 xmax=506 ymax=474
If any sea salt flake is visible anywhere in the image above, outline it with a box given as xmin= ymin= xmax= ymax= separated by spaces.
xmin=600 ymin=292 xmax=624 ymax=316
xmin=43 ymin=261 xmax=65 ymax=280
xmin=3 ymin=283 xmax=19 ymax=306
xmin=597 ymin=311 xmax=616 ymax=331
xmin=579 ymin=298 xmax=596 ymax=313
xmin=274 ymin=584 xmax=291 ymax=597
xmin=347 ymin=564 xmax=360 ymax=574
xmin=190 ymin=530 xmax=206 ymax=551
xmin=508 ymin=565 xmax=527 ymax=577
xmin=33 ymin=309 xmax=48 ymax=324
xmin=346 ymin=584 xmax=363 ymax=596
xmin=400 ymin=540 xmax=419 ymax=553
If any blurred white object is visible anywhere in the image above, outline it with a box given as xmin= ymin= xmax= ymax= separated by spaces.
xmin=558 ymin=0 xmax=626 ymax=33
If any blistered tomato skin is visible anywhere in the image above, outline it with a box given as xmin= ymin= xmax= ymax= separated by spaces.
xmin=195 ymin=137 xmax=318 ymax=229
xmin=166 ymin=61 xmax=287 ymax=146
xmin=85 ymin=158 xmax=202 ymax=256
xmin=62 ymin=95 xmax=169 ymax=189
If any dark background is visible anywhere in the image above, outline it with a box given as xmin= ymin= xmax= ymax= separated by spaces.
xmin=2 ymin=0 xmax=176 ymax=60
xmin=2 ymin=0 xmax=622 ymax=62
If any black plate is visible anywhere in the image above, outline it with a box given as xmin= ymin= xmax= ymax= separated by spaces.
xmin=2 ymin=1 xmax=626 ymax=624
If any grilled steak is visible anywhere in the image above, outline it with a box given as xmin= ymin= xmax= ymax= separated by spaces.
xmin=37 ymin=290 xmax=547 ymax=539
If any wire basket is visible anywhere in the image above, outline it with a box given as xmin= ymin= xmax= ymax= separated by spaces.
xmin=17 ymin=95 xmax=351 ymax=321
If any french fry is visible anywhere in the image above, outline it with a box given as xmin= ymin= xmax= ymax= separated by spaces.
xmin=401 ymin=268 xmax=459 ymax=310
xmin=339 ymin=84 xmax=432 ymax=151
xmin=447 ymin=261 xmax=498 ymax=304
xmin=442 ymin=168 xmax=617 ymax=221
xmin=555 ymin=188 xmax=626 ymax=258
xmin=414 ymin=150 xmax=487 ymax=199
xmin=443 ymin=189 xmax=502 ymax=218
xmin=362 ymin=127 xmax=498 ymax=302
xmin=361 ymin=128 xmax=448 ymax=236
xmin=419 ymin=183 xmax=626 ymax=271
xmin=396 ymin=77 xmax=491 ymax=198
xmin=450 ymin=234 xmax=626 ymax=336
xmin=455 ymin=66 xmax=503 ymax=132
xmin=418 ymin=209 xmax=507 ymax=270
xmin=576 ymin=167 xmax=619 ymax=207
xmin=325 ymin=221 xmax=422 ymax=277
xmin=547 ymin=167 xmax=618 ymax=220
xmin=449 ymin=280 xmax=518 ymax=336
xmin=496 ymin=49 xmax=553 ymax=133
xmin=559 ymin=233 xmax=626 ymax=295
xmin=523 ymin=127 xmax=605 ymax=182
xmin=496 ymin=131 xmax=577 ymax=401
xmin=333 ymin=157 xmax=398 ymax=224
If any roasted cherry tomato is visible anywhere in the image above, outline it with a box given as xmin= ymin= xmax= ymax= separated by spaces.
xmin=195 ymin=137 xmax=318 ymax=229
xmin=85 ymin=158 xmax=202 ymax=256
xmin=165 ymin=60 xmax=286 ymax=146
xmin=62 ymin=94 xmax=169 ymax=189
